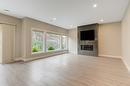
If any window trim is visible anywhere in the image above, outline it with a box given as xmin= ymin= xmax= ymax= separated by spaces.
xmin=31 ymin=30 xmax=45 ymax=54
xmin=46 ymin=32 xmax=61 ymax=52
xmin=31 ymin=28 xmax=68 ymax=55
xmin=61 ymin=35 xmax=68 ymax=50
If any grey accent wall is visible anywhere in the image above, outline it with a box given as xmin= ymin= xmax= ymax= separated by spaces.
xmin=78 ymin=24 xmax=99 ymax=56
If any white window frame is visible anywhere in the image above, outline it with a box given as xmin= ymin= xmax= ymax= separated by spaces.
xmin=31 ymin=28 xmax=68 ymax=55
xmin=46 ymin=32 xmax=61 ymax=52
xmin=31 ymin=30 xmax=45 ymax=54
xmin=61 ymin=35 xmax=68 ymax=50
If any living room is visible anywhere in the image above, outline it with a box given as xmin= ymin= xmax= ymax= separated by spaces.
xmin=0 ymin=0 xmax=130 ymax=86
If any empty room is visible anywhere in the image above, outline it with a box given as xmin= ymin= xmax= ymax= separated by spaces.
xmin=0 ymin=0 xmax=130 ymax=86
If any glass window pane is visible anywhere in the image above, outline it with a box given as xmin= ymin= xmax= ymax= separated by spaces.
xmin=62 ymin=36 xmax=67 ymax=50
xmin=32 ymin=31 xmax=44 ymax=53
xmin=46 ymin=33 xmax=60 ymax=52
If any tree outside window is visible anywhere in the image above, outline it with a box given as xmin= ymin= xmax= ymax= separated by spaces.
xmin=46 ymin=33 xmax=60 ymax=52
xmin=32 ymin=31 xmax=44 ymax=53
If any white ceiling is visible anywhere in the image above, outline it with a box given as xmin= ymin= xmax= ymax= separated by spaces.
xmin=0 ymin=0 xmax=129 ymax=29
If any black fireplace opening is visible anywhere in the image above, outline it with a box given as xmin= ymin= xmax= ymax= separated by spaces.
xmin=81 ymin=45 xmax=93 ymax=51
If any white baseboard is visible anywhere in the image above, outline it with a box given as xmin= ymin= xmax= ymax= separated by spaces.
xmin=99 ymin=54 xmax=122 ymax=59
xmin=122 ymin=58 xmax=130 ymax=72
xmin=69 ymin=52 xmax=78 ymax=55
xmin=99 ymin=55 xmax=130 ymax=72
xmin=14 ymin=57 xmax=24 ymax=61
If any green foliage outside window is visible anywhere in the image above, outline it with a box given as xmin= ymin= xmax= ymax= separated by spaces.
xmin=32 ymin=40 xmax=43 ymax=52
xmin=48 ymin=46 xmax=55 ymax=51
xmin=32 ymin=31 xmax=68 ymax=53
xmin=32 ymin=31 xmax=43 ymax=53
xmin=32 ymin=47 xmax=38 ymax=52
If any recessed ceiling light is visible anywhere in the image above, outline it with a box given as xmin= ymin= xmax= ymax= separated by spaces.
xmin=93 ymin=4 xmax=98 ymax=8
xmin=52 ymin=18 xmax=57 ymax=21
xmin=100 ymin=19 xmax=104 ymax=22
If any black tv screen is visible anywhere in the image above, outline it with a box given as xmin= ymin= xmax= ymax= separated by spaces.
xmin=80 ymin=30 xmax=95 ymax=40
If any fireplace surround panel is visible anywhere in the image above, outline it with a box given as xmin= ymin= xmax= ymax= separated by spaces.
xmin=78 ymin=24 xmax=99 ymax=56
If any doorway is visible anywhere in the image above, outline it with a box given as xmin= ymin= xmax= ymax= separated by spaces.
xmin=0 ymin=24 xmax=16 ymax=63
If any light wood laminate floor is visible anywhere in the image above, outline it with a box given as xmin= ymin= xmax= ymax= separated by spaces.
xmin=0 ymin=54 xmax=130 ymax=86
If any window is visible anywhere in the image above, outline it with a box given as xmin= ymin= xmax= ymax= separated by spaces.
xmin=46 ymin=33 xmax=61 ymax=52
xmin=61 ymin=36 xmax=68 ymax=50
xmin=32 ymin=31 xmax=44 ymax=53
xmin=31 ymin=30 xmax=68 ymax=54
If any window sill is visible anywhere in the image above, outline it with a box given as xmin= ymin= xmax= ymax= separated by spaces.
xmin=32 ymin=51 xmax=45 ymax=55
xmin=32 ymin=50 xmax=68 ymax=55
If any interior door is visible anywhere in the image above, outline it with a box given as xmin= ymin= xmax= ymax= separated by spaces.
xmin=1 ymin=24 xmax=16 ymax=63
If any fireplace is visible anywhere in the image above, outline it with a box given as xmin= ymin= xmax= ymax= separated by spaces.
xmin=81 ymin=45 xmax=93 ymax=51
xmin=78 ymin=24 xmax=99 ymax=56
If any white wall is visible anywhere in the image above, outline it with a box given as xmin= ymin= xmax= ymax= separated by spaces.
xmin=68 ymin=28 xmax=78 ymax=54
xmin=0 ymin=14 xmax=69 ymax=62
xmin=122 ymin=2 xmax=130 ymax=71
xmin=0 ymin=25 xmax=2 ymax=63
xmin=98 ymin=22 xmax=122 ymax=58
xmin=22 ymin=17 xmax=68 ymax=60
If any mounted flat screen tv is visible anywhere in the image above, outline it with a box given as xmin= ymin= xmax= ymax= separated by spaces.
xmin=80 ymin=30 xmax=95 ymax=40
